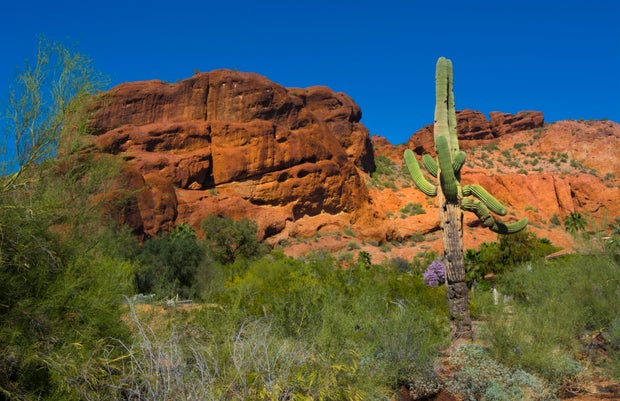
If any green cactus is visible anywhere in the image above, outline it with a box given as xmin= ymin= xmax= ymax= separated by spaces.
xmin=436 ymin=135 xmax=459 ymax=201
xmin=462 ymin=184 xmax=507 ymax=216
xmin=404 ymin=57 xmax=528 ymax=340
xmin=404 ymin=149 xmax=437 ymax=196
xmin=406 ymin=57 xmax=527 ymax=235
xmin=422 ymin=154 xmax=438 ymax=177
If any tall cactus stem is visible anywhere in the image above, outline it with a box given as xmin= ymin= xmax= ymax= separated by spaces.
xmin=445 ymin=60 xmax=458 ymax=156
xmin=434 ymin=58 xmax=451 ymax=147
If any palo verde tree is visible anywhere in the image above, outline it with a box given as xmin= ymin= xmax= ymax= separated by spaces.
xmin=404 ymin=57 xmax=527 ymax=339
xmin=0 ymin=40 xmax=135 ymax=400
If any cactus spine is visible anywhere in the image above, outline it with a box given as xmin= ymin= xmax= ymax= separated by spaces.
xmin=405 ymin=57 xmax=528 ymax=340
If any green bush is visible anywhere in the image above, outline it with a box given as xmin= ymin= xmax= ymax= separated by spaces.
xmin=482 ymin=254 xmax=620 ymax=386
xmin=136 ymin=223 xmax=207 ymax=299
xmin=465 ymin=229 xmax=560 ymax=283
xmin=219 ymin=251 xmax=450 ymax=397
xmin=400 ymin=202 xmax=426 ymax=216
xmin=201 ymin=214 xmax=267 ymax=265
xmin=374 ymin=154 xmax=395 ymax=175
xmin=0 ymin=199 xmax=135 ymax=400
xmin=445 ymin=344 xmax=555 ymax=401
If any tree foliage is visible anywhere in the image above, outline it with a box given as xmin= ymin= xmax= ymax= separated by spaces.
xmin=136 ymin=223 xmax=206 ymax=299
xmin=201 ymin=214 xmax=267 ymax=265
xmin=465 ymin=229 xmax=559 ymax=283
xmin=0 ymin=40 xmax=134 ymax=400
xmin=2 ymin=38 xmax=105 ymax=190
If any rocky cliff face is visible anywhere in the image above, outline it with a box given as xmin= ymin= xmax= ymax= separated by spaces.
xmin=87 ymin=70 xmax=374 ymax=237
xmin=84 ymin=70 xmax=620 ymax=261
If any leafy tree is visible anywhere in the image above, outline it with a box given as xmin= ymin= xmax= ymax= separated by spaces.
xmin=136 ymin=223 xmax=206 ymax=299
xmin=201 ymin=214 xmax=267 ymax=265
xmin=2 ymin=38 xmax=105 ymax=190
xmin=465 ymin=229 xmax=559 ymax=283
xmin=0 ymin=40 xmax=133 ymax=400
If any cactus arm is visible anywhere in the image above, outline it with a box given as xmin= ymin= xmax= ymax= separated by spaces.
xmin=490 ymin=218 xmax=529 ymax=234
xmin=422 ymin=154 xmax=438 ymax=177
xmin=461 ymin=198 xmax=495 ymax=227
xmin=452 ymin=151 xmax=466 ymax=175
xmin=436 ymin=136 xmax=458 ymax=200
xmin=462 ymin=184 xmax=508 ymax=216
xmin=404 ymin=149 xmax=437 ymax=196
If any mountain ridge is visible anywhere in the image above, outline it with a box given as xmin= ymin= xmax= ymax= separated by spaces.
xmin=81 ymin=69 xmax=620 ymax=262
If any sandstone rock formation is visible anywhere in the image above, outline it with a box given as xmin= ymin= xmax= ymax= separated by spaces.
xmin=86 ymin=70 xmax=374 ymax=237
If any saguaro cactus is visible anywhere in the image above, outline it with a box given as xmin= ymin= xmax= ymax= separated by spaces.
xmin=404 ymin=57 xmax=527 ymax=339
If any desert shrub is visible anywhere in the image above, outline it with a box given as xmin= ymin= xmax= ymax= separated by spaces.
xmin=564 ymin=212 xmax=586 ymax=234
xmin=379 ymin=243 xmax=392 ymax=252
xmin=388 ymin=256 xmax=411 ymax=273
xmin=221 ymin=251 xmax=450 ymax=397
xmin=224 ymin=252 xmax=332 ymax=337
xmin=0 ymin=200 xmax=135 ymax=400
xmin=608 ymin=317 xmax=620 ymax=381
xmin=465 ymin=229 xmax=560 ymax=283
xmin=347 ymin=241 xmax=360 ymax=250
xmin=356 ymin=250 xmax=372 ymax=268
xmin=374 ymin=154 xmax=395 ymax=175
xmin=483 ymin=142 xmax=499 ymax=151
xmin=445 ymin=344 xmax=556 ymax=401
xmin=482 ymin=254 xmax=620 ymax=386
xmin=423 ymin=259 xmax=446 ymax=286
xmin=73 ymin=304 xmax=317 ymax=401
xmin=400 ymin=201 xmax=426 ymax=216
xmin=136 ymin=223 xmax=207 ymax=299
xmin=201 ymin=214 xmax=268 ymax=265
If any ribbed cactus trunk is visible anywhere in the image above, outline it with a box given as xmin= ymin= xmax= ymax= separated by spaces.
xmin=434 ymin=58 xmax=472 ymax=340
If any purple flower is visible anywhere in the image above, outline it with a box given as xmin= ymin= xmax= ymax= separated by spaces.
xmin=423 ymin=259 xmax=445 ymax=286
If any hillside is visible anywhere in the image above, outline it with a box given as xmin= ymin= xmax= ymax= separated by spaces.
xmin=83 ymin=70 xmax=620 ymax=261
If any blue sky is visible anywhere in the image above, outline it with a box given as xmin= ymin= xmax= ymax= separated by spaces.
xmin=1 ymin=0 xmax=618 ymax=145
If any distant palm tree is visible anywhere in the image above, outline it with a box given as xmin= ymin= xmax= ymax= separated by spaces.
xmin=564 ymin=212 xmax=586 ymax=234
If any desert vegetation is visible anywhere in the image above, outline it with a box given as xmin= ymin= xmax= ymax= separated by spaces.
xmin=1 ymin=42 xmax=619 ymax=400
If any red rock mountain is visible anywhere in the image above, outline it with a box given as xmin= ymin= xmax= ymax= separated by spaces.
xmin=84 ymin=70 xmax=620 ymax=261
xmin=87 ymin=70 xmax=373 ymax=238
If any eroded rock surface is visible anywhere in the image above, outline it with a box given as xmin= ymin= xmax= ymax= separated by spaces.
xmin=87 ymin=70 xmax=373 ymax=237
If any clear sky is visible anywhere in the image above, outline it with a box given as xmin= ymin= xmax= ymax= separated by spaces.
xmin=1 ymin=0 xmax=619 ymax=145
